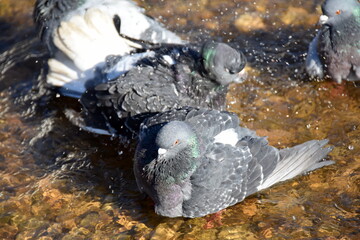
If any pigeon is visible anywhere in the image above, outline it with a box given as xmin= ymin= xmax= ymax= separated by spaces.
xmin=306 ymin=0 xmax=360 ymax=83
xmin=65 ymin=41 xmax=247 ymax=139
xmin=134 ymin=107 xmax=334 ymax=218
xmin=33 ymin=0 xmax=183 ymax=93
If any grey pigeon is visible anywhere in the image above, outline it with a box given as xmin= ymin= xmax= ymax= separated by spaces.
xmin=65 ymin=42 xmax=247 ymax=139
xmin=134 ymin=107 xmax=334 ymax=218
xmin=306 ymin=0 xmax=360 ymax=83
xmin=33 ymin=0 xmax=183 ymax=92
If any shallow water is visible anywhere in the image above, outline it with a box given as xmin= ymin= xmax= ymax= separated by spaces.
xmin=0 ymin=0 xmax=359 ymax=239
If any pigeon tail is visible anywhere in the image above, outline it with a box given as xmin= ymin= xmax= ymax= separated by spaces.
xmin=258 ymin=139 xmax=334 ymax=191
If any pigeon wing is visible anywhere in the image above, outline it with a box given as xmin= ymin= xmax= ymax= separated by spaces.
xmin=182 ymin=143 xmax=252 ymax=218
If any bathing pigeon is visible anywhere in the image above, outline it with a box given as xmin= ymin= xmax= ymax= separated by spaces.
xmin=134 ymin=107 xmax=334 ymax=218
xmin=33 ymin=0 xmax=183 ymax=92
xmin=306 ymin=0 xmax=360 ymax=83
xmin=64 ymin=41 xmax=247 ymax=139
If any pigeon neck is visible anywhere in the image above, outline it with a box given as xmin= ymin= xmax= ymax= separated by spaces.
xmin=188 ymin=135 xmax=200 ymax=158
xmin=354 ymin=8 xmax=360 ymax=23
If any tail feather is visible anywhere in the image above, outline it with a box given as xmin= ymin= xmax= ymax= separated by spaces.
xmin=258 ymin=139 xmax=334 ymax=191
xmin=64 ymin=109 xmax=112 ymax=136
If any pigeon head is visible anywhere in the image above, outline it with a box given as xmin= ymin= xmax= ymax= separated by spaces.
xmin=320 ymin=0 xmax=360 ymax=24
xmin=142 ymin=121 xmax=201 ymax=185
xmin=202 ymin=41 xmax=247 ymax=85
xmin=155 ymin=121 xmax=200 ymax=161
xmin=142 ymin=121 xmax=201 ymax=217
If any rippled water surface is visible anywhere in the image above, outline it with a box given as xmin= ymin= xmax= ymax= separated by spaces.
xmin=0 ymin=0 xmax=359 ymax=239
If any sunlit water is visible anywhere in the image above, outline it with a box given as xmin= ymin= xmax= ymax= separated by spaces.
xmin=0 ymin=0 xmax=359 ymax=239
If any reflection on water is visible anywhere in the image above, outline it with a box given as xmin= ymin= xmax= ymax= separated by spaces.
xmin=0 ymin=0 xmax=359 ymax=239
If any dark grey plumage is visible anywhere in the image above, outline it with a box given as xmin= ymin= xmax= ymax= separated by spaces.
xmin=66 ymin=42 xmax=247 ymax=139
xmin=306 ymin=0 xmax=360 ymax=83
xmin=134 ymin=107 xmax=334 ymax=218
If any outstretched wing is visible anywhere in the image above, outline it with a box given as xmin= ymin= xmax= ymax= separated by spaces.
xmin=34 ymin=0 xmax=183 ymax=54
xmin=34 ymin=0 xmax=79 ymax=52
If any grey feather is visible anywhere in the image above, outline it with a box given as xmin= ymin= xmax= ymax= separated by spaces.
xmin=68 ymin=42 xmax=246 ymax=140
xmin=134 ymin=107 xmax=334 ymax=218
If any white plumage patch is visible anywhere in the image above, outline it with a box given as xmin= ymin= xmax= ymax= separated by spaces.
xmin=105 ymin=51 xmax=156 ymax=80
xmin=319 ymin=15 xmax=329 ymax=25
xmin=158 ymin=148 xmax=167 ymax=155
xmin=162 ymin=55 xmax=176 ymax=65
xmin=47 ymin=7 xmax=136 ymax=94
xmin=213 ymin=128 xmax=239 ymax=146
xmin=80 ymin=126 xmax=112 ymax=135
xmin=45 ymin=0 xmax=183 ymax=98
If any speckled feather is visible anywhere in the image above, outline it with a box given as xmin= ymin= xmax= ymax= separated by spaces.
xmin=135 ymin=108 xmax=334 ymax=218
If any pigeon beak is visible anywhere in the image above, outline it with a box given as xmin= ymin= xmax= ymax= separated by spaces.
xmin=319 ymin=15 xmax=329 ymax=25
xmin=234 ymin=68 xmax=247 ymax=83
xmin=158 ymin=148 xmax=167 ymax=156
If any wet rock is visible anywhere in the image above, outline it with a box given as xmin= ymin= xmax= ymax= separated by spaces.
xmin=234 ymin=13 xmax=266 ymax=32
xmin=38 ymin=236 xmax=53 ymax=240
xmin=280 ymin=7 xmax=318 ymax=26
xmin=150 ymin=219 xmax=183 ymax=239
xmin=62 ymin=227 xmax=91 ymax=240
xmin=218 ymin=225 xmax=257 ymax=240
xmin=317 ymin=223 xmax=341 ymax=238
xmin=46 ymin=223 xmax=63 ymax=236
xmin=0 ymin=0 xmax=35 ymax=25
xmin=240 ymin=200 xmax=258 ymax=217
xmin=79 ymin=211 xmax=100 ymax=230
xmin=55 ymin=213 xmax=77 ymax=231
xmin=261 ymin=227 xmax=273 ymax=239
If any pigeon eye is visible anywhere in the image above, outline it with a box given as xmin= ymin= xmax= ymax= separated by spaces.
xmin=174 ymin=139 xmax=180 ymax=145
xmin=335 ymin=10 xmax=341 ymax=15
xmin=225 ymin=68 xmax=235 ymax=74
